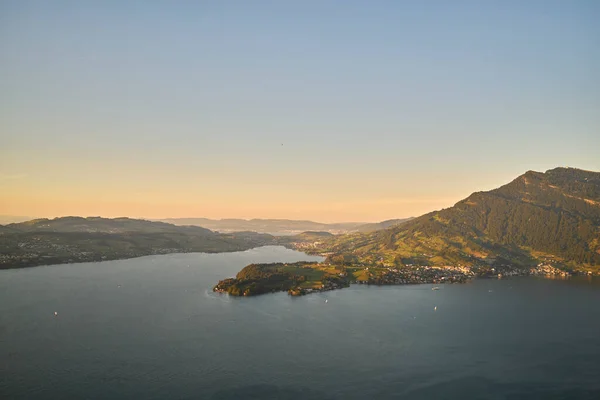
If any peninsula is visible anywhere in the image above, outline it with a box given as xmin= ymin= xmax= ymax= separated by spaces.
xmin=0 ymin=217 xmax=276 ymax=269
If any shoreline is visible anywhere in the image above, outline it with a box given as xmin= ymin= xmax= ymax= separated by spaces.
xmin=0 ymin=245 xmax=304 ymax=271
xmin=216 ymin=273 xmax=598 ymax=298
xmin=214 ymin=261 xmax=597 ymax=297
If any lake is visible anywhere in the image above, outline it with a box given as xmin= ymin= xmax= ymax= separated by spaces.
xmin=1 ymin=246 xmax=599 ymax=399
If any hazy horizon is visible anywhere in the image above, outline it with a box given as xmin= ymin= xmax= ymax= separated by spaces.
xmin=2 ymin=1 xmax=599 ymax=222
xmin=0 ymin=214 xmax=393 ymax=225
xmin=0 ymin=164 xmax=594 ymax=225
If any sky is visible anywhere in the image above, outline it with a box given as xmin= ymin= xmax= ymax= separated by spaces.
xmin=1 ymin=1 xmax=599 ymax=223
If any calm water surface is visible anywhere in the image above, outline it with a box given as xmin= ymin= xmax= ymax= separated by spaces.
xmin=1 ymin=246 xmax=599 ymax=399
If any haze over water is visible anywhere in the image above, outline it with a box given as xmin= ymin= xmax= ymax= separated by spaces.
xmin=1 ymin=246 xmax=599 ymax=400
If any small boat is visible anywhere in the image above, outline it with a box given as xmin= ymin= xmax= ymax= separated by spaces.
xmin=325 ymin=299 xmax=328 ymax=303
xmin=434 ymin=306 xmax=437 ymax=311
xmin=432 ymin=287 xmax=440 ymax=291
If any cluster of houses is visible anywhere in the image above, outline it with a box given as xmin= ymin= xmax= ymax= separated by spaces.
xmin=530 ymin=263 xmax=570 ymax=277
xmin=291 ymin=241 xmax=323 ymax=250
xmin=354 ymin=265 xmax=472 ymax=285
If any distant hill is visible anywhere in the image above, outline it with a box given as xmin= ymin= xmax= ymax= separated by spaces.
xmin=291 ymin=231 xmax=335 ymax=241
xmin=355 ymin=218 xmax=414 ymax=233
xmin=156 ymin=218 xmax=366 ymax=234
xmin=296 ymin=231 xmax=335 ymax=237
xmin=313 ymin=168 xmax=600 ymax=272
xmin=0 ymin=217 xmax=275 ymax=269
xmin=7 ymin=216 xmax=214 ymax=235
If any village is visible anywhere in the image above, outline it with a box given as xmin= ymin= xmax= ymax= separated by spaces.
xmin=348 ymin=265 xmax=474 ymax=285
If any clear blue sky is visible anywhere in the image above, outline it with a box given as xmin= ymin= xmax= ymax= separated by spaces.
xmin=1 ymin=1 xmax=599 ymax=222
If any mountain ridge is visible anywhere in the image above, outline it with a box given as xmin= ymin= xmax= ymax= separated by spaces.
xmin=5 ymin=216 xmax=215 ymax=235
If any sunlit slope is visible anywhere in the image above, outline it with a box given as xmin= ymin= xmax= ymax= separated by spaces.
xmin=324 ymin=168 xmax=600 ymax=269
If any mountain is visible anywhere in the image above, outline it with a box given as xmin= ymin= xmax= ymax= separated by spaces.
xmin=156 ymin=218 xmax=366 ymax=234
xmin=0 ymin=217 xmax=275 ymax=269
xmin=355 ymin=218 xmax=414 ymax=233
xmin=312 ymin=168 xmax=600 ymax=271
